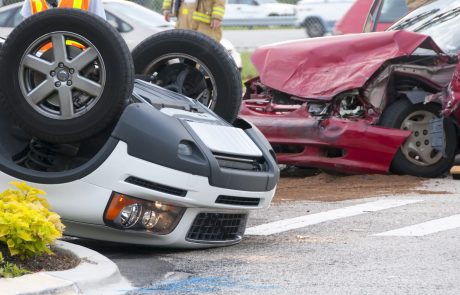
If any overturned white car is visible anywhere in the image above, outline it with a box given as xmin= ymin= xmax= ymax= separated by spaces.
xmin=0 ymin=9 xmax=279 ymax=247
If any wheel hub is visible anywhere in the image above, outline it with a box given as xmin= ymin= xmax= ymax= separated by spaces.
xmin=19 ymin=32 xmax=106 ymax=120
xmin=56 ymin=68 xmax=70 ymax=82
xmin=400 ymin=110 xmax=442 ymax=166
xmin=143 ymin=53 xmax=217 ymax=109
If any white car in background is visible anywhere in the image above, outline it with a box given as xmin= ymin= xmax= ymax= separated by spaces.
xmin=225 ymin=0 xmax=296 ymax=19
xmin=0 ymin=0 xmax=242 ymax=69
xmin=296 ymin=0 xmax=354 ymax=37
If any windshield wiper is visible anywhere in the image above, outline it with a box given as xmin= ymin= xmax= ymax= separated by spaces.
xmin=415 ymin=7 xmax=460 ymax=31
xmin=391 ymin=8 xmax=440 ymax=30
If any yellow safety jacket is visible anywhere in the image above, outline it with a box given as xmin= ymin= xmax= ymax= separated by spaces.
xmin=30 ymin=0 xmax=90 ymax=14
xmin=163 ymin=0 xmax=225 ymax=42
xmin=30 ymin=0 xmax=89 ymax=51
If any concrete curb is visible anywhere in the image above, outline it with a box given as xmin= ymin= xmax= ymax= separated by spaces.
xmin=0 ymin=240 xmax=130 ymax=295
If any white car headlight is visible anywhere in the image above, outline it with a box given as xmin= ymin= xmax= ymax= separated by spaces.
xmin=104 ymin=192 xmax=186 ymax=234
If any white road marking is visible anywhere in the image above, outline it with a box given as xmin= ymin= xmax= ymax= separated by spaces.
xmin=246 ymin=199 xmax=421 ymax=236
xmin=374 ymin=214 xmax=460 ymax=236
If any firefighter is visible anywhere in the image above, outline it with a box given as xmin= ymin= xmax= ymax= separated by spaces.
xmin=163 ymin=0 xmax=225 ymax=42
xmin=21 ymin=0 xmax=106 ymax=19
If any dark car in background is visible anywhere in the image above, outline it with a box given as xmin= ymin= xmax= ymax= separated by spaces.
xmin=240 ymin=0 xmax=460 ymax=178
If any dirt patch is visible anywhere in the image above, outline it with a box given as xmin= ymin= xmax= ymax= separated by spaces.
xmin=274 ymin=169 xmax=442 ymax=202
xmin=0 ymin=243 xmax=80 ymax=275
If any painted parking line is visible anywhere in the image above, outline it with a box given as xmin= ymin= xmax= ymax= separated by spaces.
xmin=374 ymin=214 xmax=460 ymax=236
xmin=246 ymin=199 xmax=421 ymax=236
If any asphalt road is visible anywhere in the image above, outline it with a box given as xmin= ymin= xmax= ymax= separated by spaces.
xmin=222 ymin=29 xmax=307 ymax=51
xmin=70 ymin=177 xmax=460 ymax=295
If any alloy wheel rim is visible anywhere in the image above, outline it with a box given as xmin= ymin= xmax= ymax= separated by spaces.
xmin=19 ymin=31 xmax=106 ymax=120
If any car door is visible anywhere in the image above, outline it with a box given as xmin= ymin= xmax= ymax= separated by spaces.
xmin=239 ymin=0 xmax=261 ymax=18
xmin=225 ymin=0 xmax=242 ymax=19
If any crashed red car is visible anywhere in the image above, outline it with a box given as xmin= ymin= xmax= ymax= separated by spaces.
xmin=240 ymin=0 xmax=460 ymax=177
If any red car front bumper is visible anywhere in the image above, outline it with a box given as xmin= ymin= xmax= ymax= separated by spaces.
xmin=240 ymin=102 xmax=411 ymax=174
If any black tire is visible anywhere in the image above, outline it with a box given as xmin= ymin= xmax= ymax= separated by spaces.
xmin=132 ymin=30 xmax=242 ymax=123
xmin=305 ymin=18 xmax=325 ymax=37
xmin=0 ymin=9 xmax=134 ymax=143
xmin=379 ymin=99 xmax=457 ymax=178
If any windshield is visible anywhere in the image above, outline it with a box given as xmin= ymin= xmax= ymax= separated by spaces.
xmin=104 ymin=2 xmax=171 ymax=28
xmin=389 ymin=0 xmax=460 ymax=54
xmin=379 ymin=0 xmax=409 ymax=22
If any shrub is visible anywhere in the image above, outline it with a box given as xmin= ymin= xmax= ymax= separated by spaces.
xmin=0 ymin=182 xmax=65 ymax=259
xmin=0 ymin=255 xmax=30 ymax=278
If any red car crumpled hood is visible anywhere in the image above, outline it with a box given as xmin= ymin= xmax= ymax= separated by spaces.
xmin=252 ymin=30 xmax=443 ymax=100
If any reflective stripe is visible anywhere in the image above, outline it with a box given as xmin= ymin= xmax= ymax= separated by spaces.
xmin=212 ymin=6 xmax=225 ymax=18
xmin=212 ymin=6 xmax=225 ymax=13
xmin=192 ymin=11 xmax=211 ymax=23
xmin=58 ymin=0 xmax=90 ymax=10
xmin=31 ymin=0 xmax=90 ymax=14
xmin=30 ymin=0 xmax=49 ymax=14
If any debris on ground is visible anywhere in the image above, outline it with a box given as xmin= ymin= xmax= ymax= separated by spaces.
xmin=274 ymin=168 xmax=450 ymax=202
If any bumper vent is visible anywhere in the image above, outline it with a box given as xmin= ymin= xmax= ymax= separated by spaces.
xmin=216 ymin=195 xmax=260 ymax=206
xmin=186 ymin=213 xmax=248 ymax=243
xmin=125 ymin=176 xmax=187 ymax=197
xmin=214 ymin=153 xmax=266 ymax=171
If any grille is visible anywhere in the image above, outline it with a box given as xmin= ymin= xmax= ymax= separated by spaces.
xmin=125 ymin=176 xmax=187 ymax=197
xmin=214 ymin=153 xmax=266 ymax=171
xmin=216 ymin=195 xmax=260 ymax=206
xmin=186 ymin=213 xmax=248 ymax=243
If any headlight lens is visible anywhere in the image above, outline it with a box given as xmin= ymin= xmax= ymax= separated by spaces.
xmin=104 ymin=192 xmax=186 ymax=234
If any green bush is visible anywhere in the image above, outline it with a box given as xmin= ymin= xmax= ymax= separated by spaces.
xmin=0 ymin=182 xmax=64 ymax=259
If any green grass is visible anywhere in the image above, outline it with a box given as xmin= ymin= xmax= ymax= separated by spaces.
xmin=241 ymin=51 xmax=258 ymax=82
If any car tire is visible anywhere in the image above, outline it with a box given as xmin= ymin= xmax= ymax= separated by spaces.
xmin=379 ymin=99 xmax=457 ymax=178
xmin=132 ymin=30 xmax=242 ymax=123
xmin=305 ymin=18 xmax=325 ymax=37
xmin=0 ymin=9 xmax=134 ymax=143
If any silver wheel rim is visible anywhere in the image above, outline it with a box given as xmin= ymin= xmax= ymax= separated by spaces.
xmin=142 ymin=53 xmax=217 ymax=109
xmin=19 ymin=31 xmax=106 ymax=120
xmin=400 ymin=110 xmax=443 ymax=166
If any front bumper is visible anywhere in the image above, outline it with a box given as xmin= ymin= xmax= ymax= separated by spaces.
xmin=240 ymin=102 xmax=410 ymax=174
xmin=0 ymin=141 xmax=276 ymax=248
xmin=80 ymin=141 xmax=276 ymax=247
